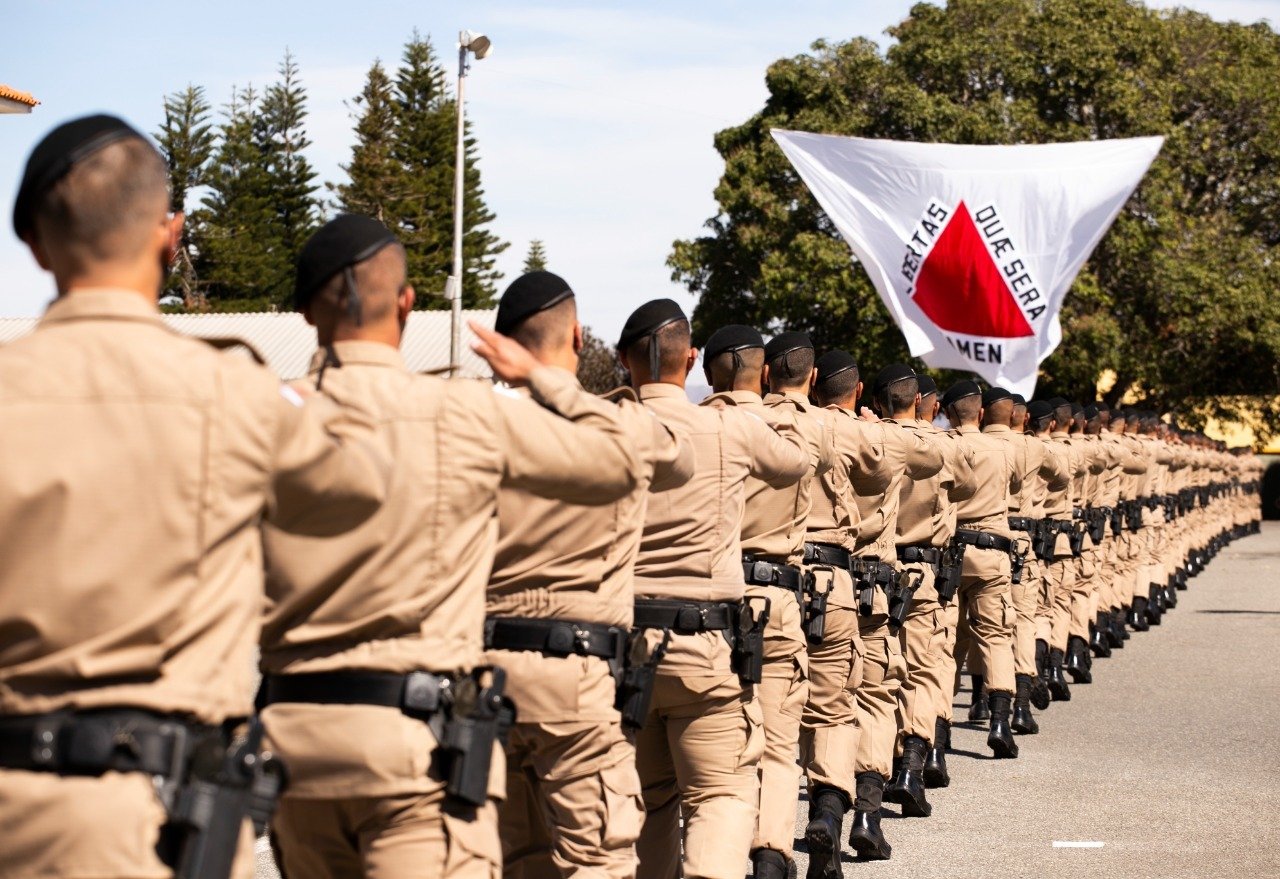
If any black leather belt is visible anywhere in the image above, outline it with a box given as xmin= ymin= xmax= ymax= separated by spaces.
xmin=954 ymin=529 xmax=1014 ymax=553
xmin=260 ymin=670 xmax=454 ymax=716
xmin=0 ymin=709 xmax=218 ymax=777
xmin=484 ymin=617 xmax=625 ymax=662
xmin=742 ymin=555 xmax=802 ymax=591
xmin=803 ymin=542 xmax=851 ymax=568
xmin=897 ymin=545 xmax=942 ymax=565
xmin=1043 ymin=518 xmax=1074 ymax=533
xmin=632 ymin=599 xmax=737 ymax=633
xmin=1008 ymin=517 xmax=1035 ymax=533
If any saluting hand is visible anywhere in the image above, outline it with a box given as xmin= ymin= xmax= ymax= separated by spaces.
xmin=469 ymin=321 xmax=542 ymax=386
xmin=857 ymin=406 xmax=881 ymax=422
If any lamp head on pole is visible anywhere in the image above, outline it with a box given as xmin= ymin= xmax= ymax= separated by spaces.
xmin=460 ymin=30 xmax=493 ymax=60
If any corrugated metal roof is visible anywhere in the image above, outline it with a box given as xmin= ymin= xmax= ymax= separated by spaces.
xmin=0 ymin=85 xmax=38 ymax=106
xmin=0 ymin=309 xmax=495 ymax=380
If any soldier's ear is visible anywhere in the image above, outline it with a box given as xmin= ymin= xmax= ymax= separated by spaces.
xmin=397 ymin=286 xmax=415 ymax=322
xmin=684 ymin=347 xmax=698 ymax=376
xmin=808 ymin=366 xmax=819 ymax=388
xmin=572 ymin=321 xmax=583 ymax=354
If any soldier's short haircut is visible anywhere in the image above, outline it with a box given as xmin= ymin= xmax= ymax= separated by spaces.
xmin=1031 ymin=413 xmax=1055 ymax=432
xmin=982 ymin=398 xmax=1013 ymax=427
xmin=511 ymin=296 xmax=577 ymax=354
xmin=625 ymin=319 xmax=691 ymax=378
xmin=948 ymin=395 xmax=982 ymax=423
xmin=816 ymin=367 xmax=860 ymax=406
xmin=768 ymin=348 xmax=816 ymax=387
xmin=878 ymin=376 xmax=919 ymax=415
xmin=1053 ymin=402 xmax=1074 ymax=428
xmin=706 ymin=346 xmax=764 ymax=389
xmin=31 ymin=137 xmax=169 ymax=271
xmin=314 ymin=241 xmax=407 ymax=324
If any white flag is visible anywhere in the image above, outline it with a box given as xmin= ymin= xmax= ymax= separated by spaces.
xmin=771 ymin=130 xmax=1162 ymax=397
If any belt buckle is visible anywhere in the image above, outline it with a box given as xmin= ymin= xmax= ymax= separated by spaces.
xmin=403 ymin=671 xmax=444 ymax=715
xmin=751 ymin=561 xmax=774 ymax=584
xmin=675 ymin=606 xmax=703 ymax=631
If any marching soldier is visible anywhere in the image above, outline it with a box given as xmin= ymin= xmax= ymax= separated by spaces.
xmin=483 ymin=273 xmax=695 ymax=879
xmin=622 ymin=301 xmax=809 ymax=879
xmin=0 ymin=115 xmax=392 ymax=879
xmin=258 ymin=220 xmax=643 ymax=879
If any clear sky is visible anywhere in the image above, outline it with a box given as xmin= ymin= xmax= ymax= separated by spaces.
xmin=2 ymin=0 xmax=1276 ymax=344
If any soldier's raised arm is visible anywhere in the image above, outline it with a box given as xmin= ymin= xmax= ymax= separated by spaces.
xmin=739 ymin=407 xmax=809 ymax=487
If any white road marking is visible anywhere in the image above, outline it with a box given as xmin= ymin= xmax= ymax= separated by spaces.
xmin=1052 ymin=841 xmax=1105 ymax=848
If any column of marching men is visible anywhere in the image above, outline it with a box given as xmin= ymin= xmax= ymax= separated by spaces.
xmin=0 ymin=115 xmax=1266 ymax=879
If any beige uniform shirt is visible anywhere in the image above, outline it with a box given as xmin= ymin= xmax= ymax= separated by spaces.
xmin=808 ymin=407 xmax=890 ymax=551
xmin=950 ymin=425 xmax=1016 ymax=539
xmin=487 ymin=386 xmax=694 ymax=629
xmin=896 ymin=422 xmax=976 ymax=549
xmin=0 ymin=290 xmax=391 ymax=723
xmin=633 ymin=382 xmax=808 ymax=676
xmin=856 ymin=419 xmax=945 ymax=561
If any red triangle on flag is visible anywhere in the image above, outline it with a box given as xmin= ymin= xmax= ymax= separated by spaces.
xmin=912 ymin=201 xmax=1034 ymax=339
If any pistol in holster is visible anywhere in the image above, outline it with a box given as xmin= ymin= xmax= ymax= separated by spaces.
xmin=886 ymin=569 xmax=923 ymax=634
xmin=1126 ymin=500 xmax=1143 ymax=531
xmin=614 ymin=628 xmax=671 ymax=730
xmin=1068 ymin=522 xmax=1086 ymax=557
xmin=1089 ymin=508 xmax=1108 ymax=544
xmin=849 ymin=558 xmax=879 ymax=616
xmin=433 ymin=666 xmax=515 ymax=808
xmin=729 ymin=595 xmax=770 ymax=685
xmin=803 ymin=568 xmax=832 ymax=645
xmin=158 ymin=716 xmax=285 ymax=879
xmin=1033 ymin=520 xmax=1056 ymax=562
xmin=1110 ymin=505 xmax=1124 ymax=537
xmin=1010 ymin=537 xmax=1030 ymax=583
xmin=937 ymin=539 xmax=965 ymax=604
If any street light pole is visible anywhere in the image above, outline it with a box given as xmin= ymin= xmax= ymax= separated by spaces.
xmin=449 ymin=30 xmax=491 ymax=377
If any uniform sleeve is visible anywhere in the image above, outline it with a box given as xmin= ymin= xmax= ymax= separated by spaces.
xmin=1041 ymin=444 xmax=1071 ymax=493
xmin=943 ymin=434 xmax=978 ymax=503
xmin=741 ymin=410 xmax=809 ymax=488
xmin=1120 ymin=439 xmax=1149 ymax=475
xmin=268 ymin=388 xmax=392 ymax=536
xmin=495 ymin=367 xmax=640 ymax=505
xmin=901 ymin=425 xmax=945 ymax=480
xmin=644 ymin=410 xmax=695 ymax=493
xmin=839 ymin=419 xmax=892 ymax=496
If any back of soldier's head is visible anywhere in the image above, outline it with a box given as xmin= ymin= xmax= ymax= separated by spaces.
xmin=496 ymin=271 xmax=578 ymax=355
xmin=813 ymin=350 xmax=859 ymax=406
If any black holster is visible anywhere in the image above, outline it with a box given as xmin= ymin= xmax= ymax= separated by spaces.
xmin=159 ymin=717 xmax=284 ymax=879
xmin=850 ymin=558 xmax=880 ymax=616
xmin=886 ymin=569 xmax=922 ymax=634
xmin=1033 ymin=521 xmax=1056 ymax=562
xmin=1089 ymin=508 xmax=1108 ymax=544
xmin=937 ymin=539 xmax=965 ymax=604
xmin=730 ymin=595 xmax=771 ymax=685
xmin=435 ymin=666 xmax=515 ymax=808
xmin=1010 ymin=538 xmax=1029 ymax=584
xmin=803 ymin=568 xmax=832 ymax=645
xmin=1110 ymin=505 xmax=1124 ymax=536
xmin=614 ymin=629 xmax=671 ymax=730
xmin=1068 ymin=524 xmax=1086 ymax=557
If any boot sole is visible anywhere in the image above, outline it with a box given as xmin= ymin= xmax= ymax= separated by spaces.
xmin=1030 ymin=685 xmax=1051 ymax=711
xmin=922 ymin=764 xmax=950 ymax=788
xmin=1011 ymin=719 xmax=1039 ymax=735
xmin=1067 ymin=667 xmax=1091 ymax=684
xmin=988 ymin=735 xmax=1019 ymax=758
xmin=848 ymin=832 xmax=892 ymax=861
xmin=804 ymin=822 xmax=842 ymax=879
xmin=883 ymin=786 xmax=932 ymax=817
xmin=1049 ymin=686 xmax=1071 ymax=701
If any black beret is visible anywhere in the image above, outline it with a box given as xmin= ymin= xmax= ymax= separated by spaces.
xmin=1111 ymin=408 xmax=1128 ymax=420
xmin=815 ymin=350 xmax=858 ymax=384
xmin=981 ymin=386 xmax=1014 ymax=407
xmin=916 ymin=375 xmax=938 ymax=396
xmin=618 ymin=298 xmax=686 ymax=350
xmin=294 ymin=214 xmax=399 ymax=311
xmin=703 ymin=325 xmax=763 ymax=361
xmin=1072 ymin=402 xmax=1085 ymax=416
xmin=1010 ymin=393 xmax=1026 ymax=407
xmin=940 ymin=380 xmax=981 ymax=409
xmin=496 ymin=271 xmax=574 ymax=335
xmin=764 ymin=331 xmax=813 ymax=363
xmin=1095 ymin=400 xmax=1111 ymax=413
xmin=1083 ymin=404 xmax=1100 ymax=419
xmin=872 ymin=364 xmax=916 ymax=395
xmin=13 ymin=114 xmax=152 ymax=239
xmin=1027 ymin=400 xmax=1055 ymax=420
xmin=1048 ymin=396 xmax=1071 ymax=410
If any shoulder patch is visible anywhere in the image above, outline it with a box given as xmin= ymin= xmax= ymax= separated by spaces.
xmin=492 ymin=383 xmax=522 ymax=399
xmin=279 ymin=385 xmax=305 ymax=408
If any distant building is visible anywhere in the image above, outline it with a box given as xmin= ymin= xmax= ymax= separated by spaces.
xmin=0 ymin=309 xmax=496 ymax=380
xmin=0 ymin=85 xmax=38 ymax=115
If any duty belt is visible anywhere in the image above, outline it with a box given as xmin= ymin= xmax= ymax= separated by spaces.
xmin=1007 ymin=516 xmax=1035 ymax=533
xmin=1043 ymin=517 xmax=1075 ymax=533
xmin=741 ymin=555 xmax=803 ymax=593
xmin=484 ymin=617 xmax=625 ymax=663
xmin=953 ymin=529 xmax=1014 ymax=553
xmin=632 ymin=599 xmax=737 ymax=633
xmin=896 ymin=544 xmax=942 ymax=566
xmin=803 ymin=542 xmax=852 ymax=569
xmin=260 ymin=670 xmax=455 ymax=718
xmin=0 ymin=709 xmax=218 ymax=777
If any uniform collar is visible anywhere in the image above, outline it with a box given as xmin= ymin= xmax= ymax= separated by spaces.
xmin=722 ymin=389 xmax=763 ymax=404
xmin=955 ymin=424 xmax=980 ymax=434
xmin=982 ymin=423 xmax=1012 ymax=434
xmin=38 ymin=288 xmax=163 ymax=328
xmin=638 ymin=382 xmax=690 ymax=402
xmin=308 ymin=339 xmax=407 ymax=373
xmin=1050 ymin=430 xmax=1070 ymax=439
xmin=766 ymin=389 xmax=813 ymax=409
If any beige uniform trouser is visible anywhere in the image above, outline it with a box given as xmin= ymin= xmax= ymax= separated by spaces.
xmin=1070 ymin=547 xmax=1096 ymax=641
xmin=953 ymin=547 xmax=1015 ymax=695
xmin=0 ymin=768 xmax=255 ymax=879
xmin=486 ymin=651 xmax=644 ymax=879
xmin=895 ymin=564 xmax=948 ymax=745
xmin=635 ymin=653 xmax=764 ymax=879
xmin=935 ymin=598 xmax=961 ymax=724
xmin=1011 ymin=557 xmax=1040 ymax=677
xmin=855 ymin=612 xmax=907 ymax=781
xmin=1036 ymin=556 xmax=1076 ymax=650
xmin=799 ymin=567 xmax=863 ymax=802
xmin=748 ymin=586 xmax=809 ymax=857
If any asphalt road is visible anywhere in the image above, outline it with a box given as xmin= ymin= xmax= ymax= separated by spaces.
xmin=257 ymin=522 xmax=1280 ymax=879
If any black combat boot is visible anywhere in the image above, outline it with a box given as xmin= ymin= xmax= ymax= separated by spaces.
xmin=1146 ymin=584 xmax=1164 ymax=625
xmin=1117 ymin=607 xmax=1133 ymax=639
xmin=1165 ymin=575 xmax=1179 ymax=608
xmin=967 ymin=674 xmax=990 ymax=722
xmin=1128 ymin=596 xmax=1150 ymax=632
xmin=1065 ymin=636 xmax=1092 ymax=684
xmin=848 ymin=773 xmax=892 ymax=861
xmin=885 ymin=735 xmax=932 ymax=817
xmin=1011 ymin=674 xmax=1039 ymax=735
xmin=1175 ymin=568 xmax=1188 ymax=590
xmin=752 ymin=848 xmax=796 ymax=879
xmin=1107 ymin=611 xmax=1126 ymax=648
xmin=1047 ymin=648 xmax=1071 ymax=700
xmin=986 ymin=691 xmax=1019 ymax=758
xmin=802 ymin=788 xmax=847 ymax=879
xmin=1090 ymin=612 xmax=1112 ymax=657
xmin=1031 ymin=640 xmax=1052 ymax=709
xmin=923 ymin=718 xmax=950 ymax=788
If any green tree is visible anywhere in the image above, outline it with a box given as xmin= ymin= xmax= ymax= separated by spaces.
xmin=338 ymin=33 xmax=507 ymax=308
xmin=523 ymin=239 xmax=548 ymax=272
xmin=155 ymin=85 xmax=215 ymax=307
xmin=577 ymin=326 xmax=627 ymax=394
xmin=670 ymin=0 xmax=1280 ymax=442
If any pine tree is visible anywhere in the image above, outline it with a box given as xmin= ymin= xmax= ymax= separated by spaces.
xmin=338 ymin=32 xmax=507 ymax=309
xmin=523 ymin=239 xmax=548 ymax=273
xmin=155 ymin=85 xmax=214 ymax=306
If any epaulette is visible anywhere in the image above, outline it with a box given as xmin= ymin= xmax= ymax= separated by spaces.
xmin=418 ymin=364 xmax=454 ymax=377
xmin=600 ymin=385 xmax=639 ymax=404
xmin=700 ymin=390 xmax=739 ymax=407
xmin=197 ymin=335 xmax=267 ymax=366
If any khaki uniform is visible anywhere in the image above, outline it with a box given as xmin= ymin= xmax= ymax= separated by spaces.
xmin=630 ymin=383 xmax=807 ymax=879
xmin=261 ymin=344 xmax=642 ymax=879
xmin=1038 ymin=433 xmax=1078 ymax=651
xmin=1115 ymin=431 xmax=1150 ymax=604
xmin=487 ymin=385 xmax=694 ymax=879
xmin=0 ymin=291 xmax=392 ymax=879
xmin=1094 ymin=430 xmax=1134 ymax=612
xmin=704 ymin=390 xmax=831 ymax=860
xmin=948 ymin=425 xmax=1017 ymax=696
xmin=1012 ymin=432 xmax=1066 ymax=677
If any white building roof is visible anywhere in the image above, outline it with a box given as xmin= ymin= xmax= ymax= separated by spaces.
xmin=0 ymin=309 xmax=496 ymax=380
